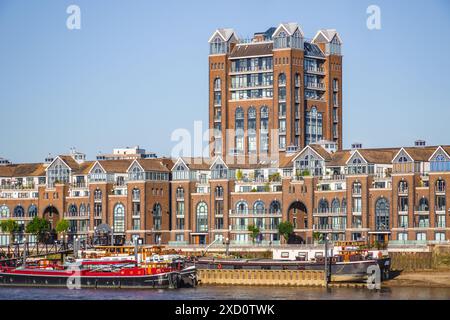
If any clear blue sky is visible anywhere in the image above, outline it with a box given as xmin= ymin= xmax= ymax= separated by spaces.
xmin=1 ymin=0 xmax=449 ymax=163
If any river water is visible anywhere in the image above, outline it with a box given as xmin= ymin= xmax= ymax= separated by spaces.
xmin=0 ymin=286 xmax=449 ymax=300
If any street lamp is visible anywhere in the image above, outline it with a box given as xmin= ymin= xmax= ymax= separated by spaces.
xmin=111 ymin=226 xmax=114 ymax=246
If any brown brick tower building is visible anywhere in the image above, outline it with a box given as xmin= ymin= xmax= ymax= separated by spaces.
xmin=208 ymin=23 xmax=343 ymax=159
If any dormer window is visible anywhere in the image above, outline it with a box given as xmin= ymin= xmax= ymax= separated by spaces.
xmin=210 ymin=37 xmax=227 ymax=55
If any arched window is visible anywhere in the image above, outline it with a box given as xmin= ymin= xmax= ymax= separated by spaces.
xmin=331 ymin=198 xmax=340 ymax=213
xmin=398 ymin=180 xmax=408 ymax=193
xmin=176 ymin=187 xmax=184 ymax=199
xmin=94 ymin=189 xmax=102 ymax=201
xmin=305 ymin=107 xmax=323 ymax=144
xmin=418 ymin=197 xmax=429 ymax=211
xmin=260 ymin=106 xmax=269 ymax=152
xmin=375 ymin=198 xmax=390 ymax=230
xmin=236 ymin=201 xmax=248 ymax=214
xmin=278 ymin=73 xmax=286 ymax=86
xmin=247 ymin=107 xmax=257 ymax=153
xmin=398 ymin=156 xmax=409 ymax=163
xmin=79 ymin=204 xmax=87 ymax=217
xmin=215 ymin=186 xmax=223 ymax=198
xmin=0 ymin=205 xmax=9 ymax=218
xmin=196 ymin=202 xmax=208 ymax=232
xmin=153 ymin=203 xmax=162 ymax=230
xmin=214 ymin=78 xmax=221 ymax=90
xmin=253 ymin=201 xmax=265 ymax=214
xmin=436 ymin=179 xmax=446 ymax=193
xmin=13 ymin=205 xmax=25 ymax=218
xmin=68 ymin=204 xmax=77 ymax=217
xmin=132 ymin=188 xmax=140 ymax=201
xmin=269 ymin=200 xmax=281 ymax=214
xmin=342 ymin=198 xmax=347 ymax=212
xmin=235 ymin=107 xmax=244 ymax=153
xmin=318 ymin=199 xmax=329 ymax=213
xmin=113 ymin=203 xmax=125 ymax=233
xmin=352 ymin=182 xmax=362 ymax=195
xmin=28 ymin=204 xmax=37 ymax=218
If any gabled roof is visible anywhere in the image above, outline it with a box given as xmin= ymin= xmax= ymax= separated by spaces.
xmin=56 ymin=156 xmax=94 ymax=175
xmin=312 ymin=29 xmax=343 ymax=44
xmin=291 ymin=145 xmax=329 ymax=163
xmin=209 ymin=156 xmax=228 ymax=170
xmin=208 ymin=28 xmax=237 ymax=43
xmin=273 ymin=22 xmax=304 ymax=37
xmin=391 ymin=148 xmax=414 ymax=163
xmin=429 ymin=146 xmax=450 ymax=161
xmin=345 ymin=150 xmax=368 ymax=165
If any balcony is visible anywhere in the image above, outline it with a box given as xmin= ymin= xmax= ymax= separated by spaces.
xmin=305 ymin=66 xmax=325 ymax=75
xmin=435 ymin=186 xmax=446 ymax=195
xmin=414 ymin=221 xmax=430 ymax=228
xmin=435 ymin=206 xmax=446 ymax=214
xmin=278 ymin=111 xmax=286 ymax=119
xmin=319 ymin=174 xmax=346 ymax=182
xmin=214 ymin=114 xmax=222 ymax=122
xmin=414 ymin=206 xmax=428 ymax=215
xmin=211 ymin=169 xmax=235 ymax=180
xmin=0 ymin=183 xmax=36 ymax=191
xmin=88 ymin=173 xmax=115 ymax=183
xmin=436 ymin=221 xmax=446 ymax=228
xmin=305 ymin=82 xmax=325 ymax=91
xmin=229 ymin=209 xmax=282 ymax=217
xmin=313 ymin=208 xmax=347 ymax=216
xmin=313 ymin=224 xmax=346 ymax=231
xmin=398 ymin=187 xmax=409 ymax=195
xmin=71 ymin=182 xmax=87 ymax=189
xmin=351 ymin=223 xmax=363 ymax=229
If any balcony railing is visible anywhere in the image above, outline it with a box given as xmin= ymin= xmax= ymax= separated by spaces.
xmin=313 ymin=208 xmax=347 ymax=216
xmin=436 ymin=221 xmax=446 ymax=228
xmin=313 ymin=224 xmax=345 ymax=231
xmin=0 ymin=184 xmax=36 ymax=190
xmin=319 ymin=174 xmax=346 ymax=182
xmin=88 ymin=173 xmax=115 ymax=183
xmin=435 ymin=206 xmax=446 ymax=213
xmin=305 ymin=82 xmax=325 ymax=90
xmin=430 ymin=161 xmax=450 ymax=172
xmin=414 ymin=206 xmax=428 ymax=214
xmin=229 ymin=209 xmax=282 ymax=217
xmin=71 ymin=182 xmax=87 ymax=189
xmin=305 ymin=66 xmax=325 ymax=74
xmin=414 ymin=221 xmax=430 ymax=228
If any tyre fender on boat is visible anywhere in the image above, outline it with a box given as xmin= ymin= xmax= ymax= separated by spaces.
xmin=217 ymin=263 xmax=222 ymax=270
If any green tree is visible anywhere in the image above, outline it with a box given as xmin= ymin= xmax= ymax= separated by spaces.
xmin=278 ymin=221 xmax=294 ymax=243
xmin=26 ymin=217 xmax=51 ymax=243
xmin=0 ymin=219 xmax=19 ymax=244
xmin=56 ymin=219 xmax=70 ymax=238
xmin=247 ymin=225 xmax=260 ymax=244
xmin=313 ymin=231 xmax=324 ymax=244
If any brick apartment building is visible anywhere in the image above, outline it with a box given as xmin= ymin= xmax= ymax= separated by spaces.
xmin=0 ymin=23 xmax=448 ymax=247
xmin=208 ymin=23 xmax=343 ymax=158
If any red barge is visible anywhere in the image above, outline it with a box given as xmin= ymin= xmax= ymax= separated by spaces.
xmin=0 ymin=257 xmax=197 ymax=289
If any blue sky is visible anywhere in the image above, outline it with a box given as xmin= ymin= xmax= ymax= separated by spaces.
xmin=0 ymin=0 xmax=449 ymax=163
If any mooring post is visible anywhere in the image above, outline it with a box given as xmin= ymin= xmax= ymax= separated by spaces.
xmin=324 ymin=234 xmax=329 ymax=287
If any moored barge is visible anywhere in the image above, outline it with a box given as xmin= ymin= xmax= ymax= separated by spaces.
xmin=0 ymin=256 xmax=197 ymax=289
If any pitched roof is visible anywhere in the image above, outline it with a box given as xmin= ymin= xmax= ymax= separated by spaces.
xmin=58 ymin=156 xmax=94 ymax=175
xmin=135 ymin=159 xmax=172 ymax=172
xmin=313 ymin=29 xmax=343 ymax=44
xmin=230 ymin=42 xmax=273 ymax=58
xmin=0 ymin=163 xmax=46 ymax=177
xmin=97 ymin=160 xmax=133 ymax=173
xmin=304 ymin=42 xmax=325 ymax=58
xmin=403 ymin=147 xmax=436 ymax=162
